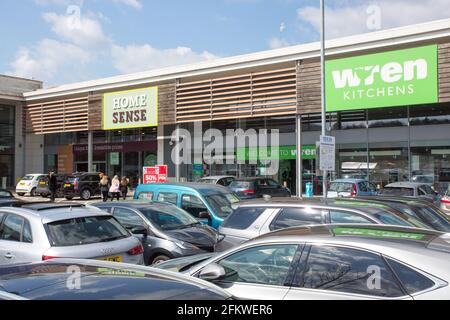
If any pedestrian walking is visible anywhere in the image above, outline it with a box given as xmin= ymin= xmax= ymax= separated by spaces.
xmin=110 ymin=175 xmax=121 ymax=201
xmin=48 ymin=170 xmax=57 ymax=202
xmin=99 ymin=173 xmax=110 ymax=202
xmin=120 ymin=177 xmax=129 ymax=200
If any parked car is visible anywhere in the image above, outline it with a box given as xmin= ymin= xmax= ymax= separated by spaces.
xmin=327 ymin=179 xmax=378 ymax=198
xmin=0 ymin=203 xmax=144 ymax=265
xmin=15 ymin=174 xmax=46 ymax=197
xmin=0 ymin=259 xmax=232 ymax=300
xmin=214 ymin=197 xmax=427 ymax=251
xmin=441 ymin=186 xmax=450 ymax=215
xmin=379 ymin=182 xmax=440 ymax=204
xmin=159 ymin=224 xmax=450 ymax=300
xmin=36 ymin=174 xmax=68 ymax=198
xmin=228 ymin=178 xmax=291 ymax=200
xmin=92 ymin=201 xmax=219 ymax=265
xmin=63 ymin=172 xmax=101 ymax=200
xmin=355 ymin=196 xmax=450 ymax=232
xmin=198 ymin=176 xmax=236 ymax=186
xmin=0 ymin=190 xmax=26 ymax=208
xmin=133 ymin=183 xmax=239 ymax=229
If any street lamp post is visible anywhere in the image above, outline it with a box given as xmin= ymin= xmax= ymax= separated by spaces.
xmin=320 ymin=0 xmax=328 ymax=199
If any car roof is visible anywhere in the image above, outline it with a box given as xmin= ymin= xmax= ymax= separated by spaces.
xmin=236 ymin=197 xmax=393 ymax=215
xmin=92 ymin=200 xmax=175 ymax=209
xmin=0 ymin=259 xmax=231 ymax=300
xmin=249 ymin=224 xmax=450 ymax=278
xmin=199 ymin=176 xmax=234 ymax=179
xmin=356 ymin=196 xmax=431 ymax=207
xmin=136 ymin=183 xmax=230 ymax=195
xmin=0 ymin=203 xmax=109 ymax=224
xmin=331 ymin=179 xmax=368 ymax=183
xmin=385 ymin=182 xmax=425 ymax=188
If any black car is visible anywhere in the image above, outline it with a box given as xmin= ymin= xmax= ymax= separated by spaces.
xmin=0 ymin=189 xmax=24 ymax=207
xmin=0 ymin=259 xmax=232 ymax=300
xmin=63 ymin=172 xmax=101 ymax=200
xmin=228 ymin=178 xmax=291 ymax=199
xmin=92 ymin=201 xmax=219 ymax=265
xmin=355 ymin=196 xmax=450 ymax=232
xmin=36 ymin=174 xmax=68 ymax=198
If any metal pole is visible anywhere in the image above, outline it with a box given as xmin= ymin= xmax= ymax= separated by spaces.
xmin=296 ymin=115 xmax=303 ymax=197
xmin=320 ymin=0 xmax=328 ymax=198
xmin=175 ymin=124 xmax=180 ymax=182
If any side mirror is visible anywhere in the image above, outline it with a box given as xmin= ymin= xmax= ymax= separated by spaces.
xmin=198 ymin=263 xmax=226 ymax=281
xmin=131 ymin=226 xmax=148 ymax=236
xmin=199 ymin=211 xmax=212 ymax=221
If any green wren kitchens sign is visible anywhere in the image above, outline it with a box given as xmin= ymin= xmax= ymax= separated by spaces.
xmin=103 ymin=87 xmax=158 ymax=130
xmin=325 ymin=45 xmax=438 ymax=112
xmin=237 ymin=145 xmax=316 ymax=161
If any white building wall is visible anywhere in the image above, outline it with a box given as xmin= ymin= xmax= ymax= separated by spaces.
xmin=25 ymin=133 xmax=44 ymax=174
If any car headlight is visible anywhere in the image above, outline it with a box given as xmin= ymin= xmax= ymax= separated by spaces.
xmin=174 ymin=240 xmax=198 ymax=250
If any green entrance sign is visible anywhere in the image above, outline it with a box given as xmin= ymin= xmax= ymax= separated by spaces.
xmin=325 ymin=45 xmax=438 ymax=112
xmin=236 ymin=145 xmax=316 ymax=161
xmin=110 ymin=152 xmax=120 ymax=165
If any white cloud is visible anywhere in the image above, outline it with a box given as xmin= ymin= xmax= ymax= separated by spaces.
xmin=111 ymin=44 xmax=219 ymax=74
xmin=112 ymin=0 xmax=142 ymax=9
xmin=298 ymin=0 xmax=450 ymax=39
xmin=268 ymin=37 xmax=291 ymax=49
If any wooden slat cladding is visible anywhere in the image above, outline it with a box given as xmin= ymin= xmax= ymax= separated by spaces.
xmin=439 ymin=43 xmax=450 ymax=102
xmin=88 ymin=95 xmax=102 ymax=131
xmin=296 ymin=60 xmax=321 ymax=115
xmin=176 ymin=67 xmax=297 ymax=123
xmin=25 ymin=96 xmax=89 ymax=134
xmin=158 ymin=83 xmax=176 ymax=125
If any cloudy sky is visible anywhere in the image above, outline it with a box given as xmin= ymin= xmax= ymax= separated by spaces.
xmin=1 ymin=0 xmax=449 ymax=87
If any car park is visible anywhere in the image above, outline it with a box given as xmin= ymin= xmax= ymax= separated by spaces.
xmin=379 ymin=182 xmax=440 ymax=204
xmin=214 ymin=197 xmax=428 ymax=251
xmin=15 ymin=174 xmax=46 ymax=197
xmin=0 ymin=259 xmax=232 ymax=300
xmin=162 ymin=224 xmax=450 ymax=300
xmin=36 ymin=174 xmax=68 ymax=198
xmin=327 ymin=179 xmax=378 ymax=198
xmin=198 ymin=176 xmax=236 ymax=186
xmin=92 ymin=201 xmax=220 ymax=265
xmin=134 ymin=183 xmax=239 ymax=229
xmin=63 ymin=172 xmax=101 ymax=200
xmin=355 ymin=196 xmax=450 ymax=232
xmin=0 ymin=203 xmax=144 ymax=265
xmin=228 ymin=178 xmax=291 ymax=199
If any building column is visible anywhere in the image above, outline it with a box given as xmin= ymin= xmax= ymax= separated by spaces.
xmin=88 ymin=131 xmax=93 ymax=173
xmin=296 ymin=115 xmax=303 ymax=197
xmin=175 ymin=124 xmax=180 ymax=182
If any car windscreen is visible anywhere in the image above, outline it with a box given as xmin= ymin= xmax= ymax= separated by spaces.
xmin=21 ymin=175 xmax=35 ymax=181
xmin=204 ymin=193 xmax=237 ymax=218
xmin=371 ymin=211 xmax=413 ymax=227
xmin=229 ymin=181 xmax=252 ymax=189
xmin=139 ymin=205 xmax=199 ymax=231
xmin=413 ymin=206 xmax=450 ymax=232
xmin=198 ymin=179 xmax=216 ymax=184
xmin=379 ymin=187 xmax=414 ymax=196
xmin=329 ymin=182 xmax=354 ymax=192
xmin=0 ymin=191 xmax=12 ymax=198
xmin=45 ymin=216 xmax=129 ymax=246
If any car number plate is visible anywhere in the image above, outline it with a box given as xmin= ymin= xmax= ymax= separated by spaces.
xmin=39 ymin=182 xmax=46 ymax=185
xmin=20 ymin=182 xmax=25 ymax=186
xmin=64 ymin=184 xmax=71 ymax=188
xmin=101 ymin=255 xmax=123 ymax=262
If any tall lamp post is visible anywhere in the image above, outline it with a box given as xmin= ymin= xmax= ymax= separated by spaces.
xmin=320 ymin=0 xmax=328 ymax=198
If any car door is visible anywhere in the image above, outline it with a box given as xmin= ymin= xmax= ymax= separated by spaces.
xmin=264 ymin=207 xmax=327 ymax=233
xmin=267 ymin=179 xmax=288 ymax=197
xmin=181 ymin=194 xmax=210 ymax=224
xmin=256 ymin=179 xmax=275 ymax=197
xmin=0 ymin=213 xmax=34 ymax=265
xmin=111 ymin=207 xmax=154 ymax=265
xmin=90 ymin=175 xmax=101 ymax=194
xmin=285 ymin=244 xmax=412 ymax=300
xmin=194 ymin=244 xmax=301 ymax=300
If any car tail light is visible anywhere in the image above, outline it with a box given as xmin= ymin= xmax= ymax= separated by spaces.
xmin=242 ymin=189 xmax=255 ymax=194
xmin=351 ymin=184 xmax=357 ymax=197
xmin=127 ymin=244 xmax=144 ymax=256
xmin=441 ymin=196 xmax=450 ymax=204
xmin=73 ymin=179 xmax=79 ymax=191
xmin=42 ymin=255 xmax=58 ymax=261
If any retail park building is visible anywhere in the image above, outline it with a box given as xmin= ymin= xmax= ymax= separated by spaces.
xmin=2 ymin=19 xmax=450 ymax=195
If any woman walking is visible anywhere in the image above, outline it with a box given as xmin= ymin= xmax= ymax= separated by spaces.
xmin=110 ymin=175 xmax=121 ymax=201
xmin=120 ymin=177 xmax=129 ymax=200
xmin=99 ymin=174 xmax=110 ymax=202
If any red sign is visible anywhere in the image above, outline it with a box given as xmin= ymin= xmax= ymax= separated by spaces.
xmin=143 ymin=165 xmax=168 ymax=184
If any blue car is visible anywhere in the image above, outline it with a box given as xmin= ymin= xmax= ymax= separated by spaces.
xmin=133 ymin=183 xmax=239 ymax=229
xmin=327 ymin=179 xmax=378 ymax=198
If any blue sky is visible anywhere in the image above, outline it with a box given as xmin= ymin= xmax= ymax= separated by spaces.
xmin=1 ymin=0 xmax=449 ymax=87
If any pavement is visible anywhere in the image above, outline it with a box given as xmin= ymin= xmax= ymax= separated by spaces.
xmin=12 ymin=192 xmax=135 ymax=205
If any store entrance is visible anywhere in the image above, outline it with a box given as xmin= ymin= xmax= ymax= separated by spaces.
xmin=75 ymin=162 xmax=106 ymax=174
xmin=278 ymin=160 xmax=296 ymax=195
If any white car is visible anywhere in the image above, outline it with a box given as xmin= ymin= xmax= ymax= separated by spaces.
xmin=198 ymin=176 xmax=236 ymax=187
xmin=15 ymin=174 xmax=46 ymax=197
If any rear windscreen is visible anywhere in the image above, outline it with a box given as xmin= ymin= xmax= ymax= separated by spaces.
xmin=46 ymin=216 xmax=129 ymax=246
xmin=221 ymin=207 xmax=266 ymax=229
xmin=65 ymin=176 xmax=77 ymax=183
xmin=230 ymin=181 xmax=252 ymax=188
xmin=380 ymin=187 xmax=414 ymax=197
xmin=329 ymin=182 xmax=354 ymax=192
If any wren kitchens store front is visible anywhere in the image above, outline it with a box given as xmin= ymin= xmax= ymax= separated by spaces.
xmin=22 ymin=20 xmax=450 ymax=193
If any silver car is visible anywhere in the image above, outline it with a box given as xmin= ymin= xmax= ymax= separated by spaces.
xmin=0 ymin=203 xmax=144 ymax=265
xmin=158 ymin=224 xmax=450 ymax=300
xmin=198 ymin=176 xmax=236 ymax=187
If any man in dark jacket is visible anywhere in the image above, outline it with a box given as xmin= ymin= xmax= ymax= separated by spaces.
xmin=48 ymin=170 xmax=58 ymax=202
